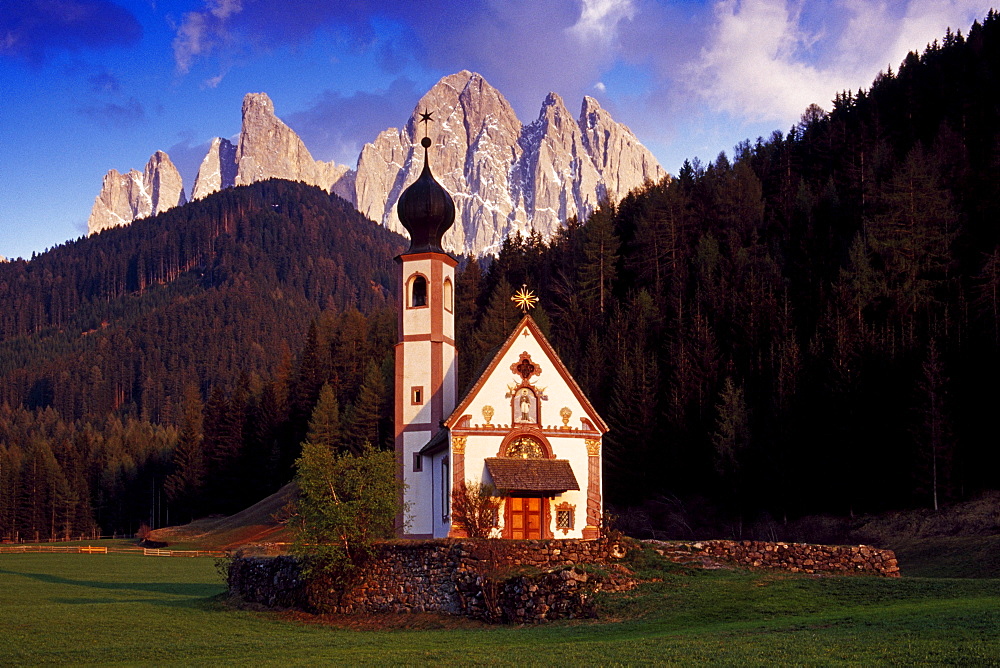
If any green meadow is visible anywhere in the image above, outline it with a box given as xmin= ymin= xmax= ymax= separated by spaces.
xmin=2 ymin=548 xmax=999 ymax=666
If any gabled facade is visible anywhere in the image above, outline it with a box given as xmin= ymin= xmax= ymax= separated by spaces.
xmin=394 ymin=131 xmax=606 ymax=540
xmin=439 ymin=315 xmax=607 ymax=539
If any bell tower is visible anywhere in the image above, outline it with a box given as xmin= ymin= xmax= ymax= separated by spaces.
xmin=395 ymin=121 xmax=458 ymax=538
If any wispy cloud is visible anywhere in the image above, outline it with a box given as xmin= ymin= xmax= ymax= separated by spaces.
xmin=167 ymin=1 xmax=640 ymax=119
xmin=0 ymin=0 xmax=141 ymax=64
xmin=568 ymin=0 xmax=636 ymax=41
xmin=87 ymin=71 xmax=120 ymax=94
xmin=78 ymin=97 xmax=146 ymax=128
xmin=164 ymin=0 xmax=995 ymax=166
xmin=286 ymin=77 xmax=423 ymax=166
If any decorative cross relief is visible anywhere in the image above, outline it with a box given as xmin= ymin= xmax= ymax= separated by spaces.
xmin=511 ymin=351 xmax=542 ymax=381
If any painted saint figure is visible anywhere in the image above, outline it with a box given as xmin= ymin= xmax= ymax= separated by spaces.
xmin=515 ymin=388 xmax=536 ymax=424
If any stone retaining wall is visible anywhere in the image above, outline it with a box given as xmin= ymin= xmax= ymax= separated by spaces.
xmin=227 ymin=537 xmax=899 ymax=623
xmin=649 ymin=539 xmax=900 ymax=576
xmin=228 ymin=538 xmax=626 ymax=621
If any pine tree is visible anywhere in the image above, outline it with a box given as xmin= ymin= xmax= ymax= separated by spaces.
xmin=306 ymin=383 xmax=342 ymax=453
xmin=470 ymin=276 xmax=518 ymax=364
xmin=915 ymin=338 xmax=952 ymax=510
xmin=867 ymin=145 xmax=959 ymax=342
xmin=711 ymin=377 xmax=750 ymax=492
xmin=578 ymin=201 xmax=619 ymax=317
xmin=162 ymin=384 xmax=206 ymax=522
xmin=343 ymin=361 xmax=385 ymax=454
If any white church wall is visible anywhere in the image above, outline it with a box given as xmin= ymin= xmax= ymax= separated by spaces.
xmin=401 ymin=340 xmax=433 ymax=426
xmin=429 ymin=449 xmax=451 ymax=538
xmin=403 ymin=430 xmax=435 ymax=536
xmin=460 ymin=329 xmax=592 ymax=432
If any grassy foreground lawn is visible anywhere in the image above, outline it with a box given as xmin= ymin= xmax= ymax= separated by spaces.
xmin=1 ymin=553 xmax=998 ymax=665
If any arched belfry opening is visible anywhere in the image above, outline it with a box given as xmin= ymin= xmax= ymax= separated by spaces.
xmin=409 ymin=274 xmax=427 ymax=308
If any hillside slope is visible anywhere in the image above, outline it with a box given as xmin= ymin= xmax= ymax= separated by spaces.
xmin=149 ymin=482 xmax=298 ymax=551
xmin=0 ymin=179 xmax=405 ymax=423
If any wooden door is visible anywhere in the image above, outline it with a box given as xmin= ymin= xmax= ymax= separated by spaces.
xmin=508 ymin=497 xmax=542 ymax=539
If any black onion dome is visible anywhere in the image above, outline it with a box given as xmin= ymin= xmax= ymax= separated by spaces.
xmin=397 ymin=137 xmax=455 ymax=254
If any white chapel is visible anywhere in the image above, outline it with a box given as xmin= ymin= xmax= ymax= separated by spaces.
xmin=394 ymin=132 xmax=607 ymax=540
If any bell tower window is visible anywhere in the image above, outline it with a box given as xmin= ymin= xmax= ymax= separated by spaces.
xmin=443 ymin=278 xmax=453 ymax=312
xmin=409 ymin=274 xmax=427 ymax=308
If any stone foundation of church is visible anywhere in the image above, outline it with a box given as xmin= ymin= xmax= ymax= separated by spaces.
xmin=226 ymin=538 xmax=898 ymax=621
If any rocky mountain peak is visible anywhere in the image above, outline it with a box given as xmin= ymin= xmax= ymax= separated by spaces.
xmin=192 ymin=137 xmax=237 ymax=200
xmin=86 ymin=73 xmax=664 ymax=255
xmin=242 ymin=92 xmax=274 ymax=117
xmin=235 ymin=92 xmax=352 ymax=194
xmin=354 ymin=71 xmax=664 ymax=255
xmin=87 ymin=151 xmax=186 ymax=235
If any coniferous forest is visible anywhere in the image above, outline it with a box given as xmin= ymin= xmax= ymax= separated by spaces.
xmin=2 ymin=14 xmax=1000 ymax=540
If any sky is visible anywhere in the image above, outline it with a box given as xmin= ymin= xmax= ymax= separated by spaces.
xmin=0 ymin=0 xmax=993 ymax=261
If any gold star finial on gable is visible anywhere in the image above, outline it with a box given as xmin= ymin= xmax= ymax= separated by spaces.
xmin=511 ymin=284 xmax=538 ymax=313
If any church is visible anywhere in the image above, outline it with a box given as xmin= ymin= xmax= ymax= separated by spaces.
xmin=394 ymin=130 xmax=607 ymax=540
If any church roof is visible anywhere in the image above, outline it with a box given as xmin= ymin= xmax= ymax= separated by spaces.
xmin=485 ymin=457 xmax=580 ymax=493
xmin=445 ymin=314 xmax=609 ymax=433
xmin=419 ymin=428 xmax=449 ymax=455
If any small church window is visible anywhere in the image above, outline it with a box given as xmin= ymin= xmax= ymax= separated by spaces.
xmin=410 ymin=275 xmax=427 ymax=307
xmin=411 ymin=386 xmax=423 ymax=405
xmin=556 ymin=507 xmax=574 ymax=532
xmin=413 ymin=452 xmax=422 ymax=472
xmin=443 ymin=278 xmax=453 ymax=312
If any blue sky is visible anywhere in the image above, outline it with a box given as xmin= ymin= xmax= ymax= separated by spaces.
xmin=1 ymin=0 xmax=993 ymax=260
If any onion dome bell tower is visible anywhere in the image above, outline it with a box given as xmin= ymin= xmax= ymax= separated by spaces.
xmin=394 ymin=118 xmax=459 ymax=538
xmin=397 ymin=137 xmax=456 ymax=253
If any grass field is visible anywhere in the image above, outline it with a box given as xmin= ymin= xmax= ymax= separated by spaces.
xmin=2 ymin=550 xmax=999 ymax=665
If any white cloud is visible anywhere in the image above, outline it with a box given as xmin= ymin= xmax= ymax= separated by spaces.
xmin=690 ymin=0 xmax=842 ymax=123
xmin=569 ymin=0 xmax=637 ymax=41
xmin=690 ymin=0 xmax=993 ymax=127
xmin=173 ymin=10 xmax=214 ymax=74
xmin=209 ymin=0 xmax=244 ymax=20
xmin=889 ymin=0 xmax=993 ymax=64
xmin=594 ymin=81 xmax=607 ymax=92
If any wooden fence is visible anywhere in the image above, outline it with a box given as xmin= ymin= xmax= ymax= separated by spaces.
xmin=0 ymin=544 xmax=223 ymax=557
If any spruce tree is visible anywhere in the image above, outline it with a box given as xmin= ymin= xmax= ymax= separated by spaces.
xmin=343 ymin=361 xmax=385 ymax=454
xmin=306 ymin=383 xmax=342 ymax=453
xmin=162 ymin=384 xmax=206 ymax=522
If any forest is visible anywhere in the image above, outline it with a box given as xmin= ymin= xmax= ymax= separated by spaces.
xmin=1 ymin=12 xmax=1000 ymax=540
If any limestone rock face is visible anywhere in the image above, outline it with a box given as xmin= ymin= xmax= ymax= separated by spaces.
xmin=354 ymin=71 xmax=525 ymax=254
xmin=235 ymin=92 xmax=352 ymax=194
xmin=353 ymin=71 xmax=666 ymax=256
xmin=191 ymin=137 xmax=237 ymax=200
xmin=87 ymin=151 xmax=187 ymax=235
xmin=85 ymin=76 xmax=664 ymax=254
xmin=579 ymin=96 xmax=664 ymax=200
xmin=145 ymin=151 xmax=187 ymax=216
xmin=88 ymin=93 xmax=354 ymax=234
